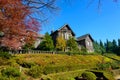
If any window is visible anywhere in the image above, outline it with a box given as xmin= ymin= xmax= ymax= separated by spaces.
xmin=87 ymin=41 xmax=90 ymax=46
xmin=65 ymin=33 xmax=69 ymax=40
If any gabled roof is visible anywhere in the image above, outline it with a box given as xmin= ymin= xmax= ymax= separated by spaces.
xmin=50 ymin=24 xmax=75 ymax=36
xmin=77 ymin=34 xmax=94 ymax=42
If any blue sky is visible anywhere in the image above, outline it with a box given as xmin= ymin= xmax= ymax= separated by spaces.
xmin=40 ymin=0 xmax=120 ymax=42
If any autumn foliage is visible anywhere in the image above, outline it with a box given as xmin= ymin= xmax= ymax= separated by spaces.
xmin=56 ymin=36 xmax=66 ymax=51
xmin=0 ymin=0 xmax=40 ymax=50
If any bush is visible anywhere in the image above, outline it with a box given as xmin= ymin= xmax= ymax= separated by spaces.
xmin=0 ymin=51 xmax=12 ymax=59
xmin=82 ymin=71 xmax=97 ymax=80
xmin=28 ymin=66 xmax=43 ymax=78
xmin=1 ymin=67 xmax=21 ymax=78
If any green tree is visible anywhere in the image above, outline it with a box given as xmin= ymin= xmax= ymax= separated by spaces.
xmin=99 ymin=40 xmax=105 ymax=54
xmin=100 ymin=40 xmax=104 ymax=48
xmin=38 ymin=32 xmax=54 ymax=51
xmin=93 ymin=41 xmax=101 ymax=53
xmin=67 ymin=37 xmax=79 ymax=51
xmin=116 ymin=39 xmax=120 ymax=55
xmin=105 ymin=39 xmax=113 ymax=53
xmin=118 ymin=39 xmax=120 ymax=47
xmin=23 ymin=43 xmax=34 ymax=50
xmin=112 ymin=39 xmax=117 ymax=47
xmin=112 ymin=39 xmax=117 ymax=53
xmin=56 ymin=36 xmax=66 ymax=51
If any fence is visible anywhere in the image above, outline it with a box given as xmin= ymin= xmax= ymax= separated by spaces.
xmin=9 ymin=50 xmax=66 ymax=54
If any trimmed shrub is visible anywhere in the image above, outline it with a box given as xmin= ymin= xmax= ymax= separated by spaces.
xmin=28 ymin=66 xmax=43 ymax=78
xmin=1 ymin=67 xmax=21 ymax=78
xmin=82 ymin=71 xmax=97 ymax=80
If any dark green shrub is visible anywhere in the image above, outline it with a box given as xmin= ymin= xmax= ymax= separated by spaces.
xmin=28 ymin=66 xmax=43 ymax=78
xmin=82 ymin=71 xmax=97 ymax=80
xmin=1 ymin=67 xmax=21 ymax=78
xmin=0 ymin=51 xmax=12 ymax=59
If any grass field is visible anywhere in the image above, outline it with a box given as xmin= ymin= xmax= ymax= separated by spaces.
xmin=0 ymin=53 xmax=118 ymax=80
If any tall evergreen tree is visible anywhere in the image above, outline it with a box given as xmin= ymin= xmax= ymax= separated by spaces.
xmin=93 ymin=41 xmax=101 ymax=53
xmin=100 ymin=40 xmax=104 ymax=48
xmin=112 ymin=39 xmax=117 ymax=47
xmin=112 ymin=39 xmax=117 ymax=53
xmin=38 ymin=32 xmax=54 ymax=51
xmin=118 ymin=39 xmax=120 ymax=47
xmin=105 ymin=39 xmax=113 ymax=53
xmin=99 ymin=40 xmax=105 ymax=54
xmin=105 ymin=39 xmax=109 ymax=52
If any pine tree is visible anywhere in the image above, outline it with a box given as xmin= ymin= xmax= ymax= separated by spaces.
xmin=93 ymin=41 xmax=101 ymax=53
xmin=105 ymin=39 xmax=113 ymax=53
xmin=118 ymin=39 xmax=120 ymax=47
xmin=112 ymin=39 xmax=117 ymax=53
xmin=99 ymin=40 xmax=105 ymax=54
xmin=112 ymin=39 xmax=117 ymax=47
xmin=100 ymin=40 xmax=104 ymax=48
xmin=38 ymin=32 xmax=54 ymax=51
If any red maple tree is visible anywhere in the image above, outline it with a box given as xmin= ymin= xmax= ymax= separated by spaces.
xmin=0 ymin=0 xmax=40 ymax=50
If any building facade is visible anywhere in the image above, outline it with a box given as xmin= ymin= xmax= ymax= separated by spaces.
xmin=77 ymin=34 xmax=94 ymax=52
xmin=50 ymin=24 xmax=75 ymax=45
xmin=36 ymin=24 xmax=94 ymax=52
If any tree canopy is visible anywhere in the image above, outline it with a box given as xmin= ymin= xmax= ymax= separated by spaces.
xmin=56 ymin=36 xmax=66 ymax=51
xmin=0 ymin=0 xmax=57 ymax=50
xmin=38 ymin=32 xmax=54 ymax=51
xmin=67 ymin=37 xmax=79 ymax=51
